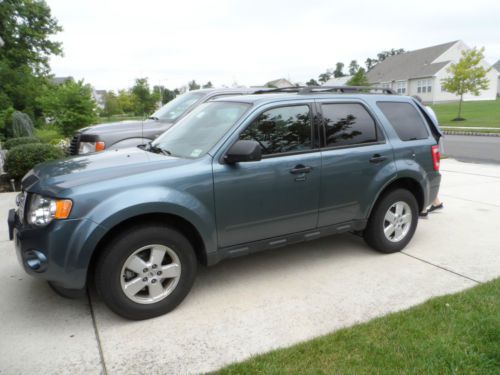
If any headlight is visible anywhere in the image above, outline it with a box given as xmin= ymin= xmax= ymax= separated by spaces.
xmin=28 ymin=194 xmax=73 ymax=227
xmin=79 ymin=141 xmax=105 ymax=154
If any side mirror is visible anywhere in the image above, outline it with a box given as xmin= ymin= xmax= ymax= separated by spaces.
xmin=224 ymin=140 xmax=262 ymax=164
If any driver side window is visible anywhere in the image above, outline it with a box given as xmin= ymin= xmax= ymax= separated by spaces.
xmin=240 ymin=105 xmax=312 ymax=156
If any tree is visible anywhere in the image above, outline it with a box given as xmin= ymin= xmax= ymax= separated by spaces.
xmin=188 ymin=80 xmax=201 ymax=91
xmin=306 ymin=78 xmax=319 ymax=86
xmin=202 ymin=81 xmax=213 ymax=89
xmin=101 ymin=91 xmax=122 ymax=117
xmin=441 ymin=47 xmax=491 ymax=120
xmin=117 ymin=90 xmax=135 ymax=113
xmin=365 ymin=49 xmax=405 ymax=71
xmin=0 ymin=0 xmax=62 ymax=119
xmin=346 ymin=68 xmax=370 ymax=86
xmin=318 ymin=71 xmax=332 ymax=83
xmin=131 ymin=78 xmax=159 ymax=116
xmin=348 ymin=60 xmax=360 ymax=76
xmin=38 ymin=79 xmax=97 ymax=136
xmin=365 ymin=58 xmax=377 ymax=71
xmin=333 ymin=62 xmax=345 ymax=78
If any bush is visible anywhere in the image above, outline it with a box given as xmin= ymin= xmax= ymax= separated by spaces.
xmin=35 ymin=126 xmax=63 ymax=143
xmin=5 ymin=143 xmax=65 ymax=181
xmin=3 ymin=136 xmax=41 ymax=150
xmin=5 ymin=110 xmax=34 ymax=138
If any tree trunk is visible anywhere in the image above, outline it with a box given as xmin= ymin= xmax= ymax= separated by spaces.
xmin=458 ymin=93 xmax=463 ymax=119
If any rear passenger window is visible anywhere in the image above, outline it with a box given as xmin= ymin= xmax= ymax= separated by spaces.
xmin=321 ymin=103 xmax=377 ymax=147
xmin=240 ymin=105 xmax=312 ymax=155
xmin=377 ymin=102 xmax=429 ymax=141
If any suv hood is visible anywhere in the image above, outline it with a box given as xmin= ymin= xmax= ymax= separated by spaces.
xmin=21 ymin=147 xmax=188 ymax=195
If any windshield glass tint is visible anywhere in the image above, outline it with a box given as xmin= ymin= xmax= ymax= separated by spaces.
xmin=151 ymin=92 xmax=205 ymax=121
xmin=152 ymin=102 xmax=251 ymax=158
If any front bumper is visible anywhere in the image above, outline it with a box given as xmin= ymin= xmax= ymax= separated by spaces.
xmin=8 ymin=208 xmax=106 ymax=290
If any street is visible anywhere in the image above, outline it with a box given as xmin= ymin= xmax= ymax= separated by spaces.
xmin=444 ymin=135 xmax=500 ymax=164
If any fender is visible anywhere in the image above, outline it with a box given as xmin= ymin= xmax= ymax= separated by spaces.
xmin=66 ymin=186 xmax=217 ymax=282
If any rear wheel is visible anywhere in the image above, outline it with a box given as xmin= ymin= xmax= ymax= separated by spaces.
xmin=95 ymin=224 xmax=197 ymax=320
xmin=364 ymin=189 xmax=418 ymax=253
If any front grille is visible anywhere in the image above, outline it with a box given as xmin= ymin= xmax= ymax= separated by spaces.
xmin=69 ymin=133 xmax=81 ymax=155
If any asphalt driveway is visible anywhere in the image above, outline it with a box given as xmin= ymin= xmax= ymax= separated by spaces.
xmin=1 ymin=159 xmax=499 ymax=374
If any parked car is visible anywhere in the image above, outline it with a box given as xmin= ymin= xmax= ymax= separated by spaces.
xmin=9 ymin=86 xmax=442 ymax=320
xmin=69 ymin=87 xmax=268 ymax=155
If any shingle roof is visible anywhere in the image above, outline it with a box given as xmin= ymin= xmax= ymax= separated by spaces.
xmin=367 ymin=41 xmax=458 ymax=83
xmin=493 ymin=60 xmax=500 ymax=74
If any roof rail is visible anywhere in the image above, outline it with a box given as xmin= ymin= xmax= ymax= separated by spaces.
xmin=253 ymin=85 xmax=396 ymax=95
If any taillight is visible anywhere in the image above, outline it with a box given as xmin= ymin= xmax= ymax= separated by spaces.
xmin=431 ymin=144 xmax=440 ymax=171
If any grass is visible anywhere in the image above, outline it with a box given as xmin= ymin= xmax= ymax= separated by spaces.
xmin=216 ymin=278 xmax=500 ymax=375
xmin=430 ymin=99 xmax=500 ymax=129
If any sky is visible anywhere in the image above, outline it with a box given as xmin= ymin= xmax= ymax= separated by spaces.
xmin=46 ymin=0 xmax=500 ymax=91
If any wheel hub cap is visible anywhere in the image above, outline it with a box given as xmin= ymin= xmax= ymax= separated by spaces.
xmin=383 ymin=201 xmax=412 ymax=242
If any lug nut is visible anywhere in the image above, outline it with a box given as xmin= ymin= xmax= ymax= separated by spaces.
xmin=152 ymin=264 xmax=157 ymax=269
xmin=151 ymin=279 xmax=157 ymax=284
xmin=142 ymin=277 xmax=148 ymax=282
xmin=157 ymin=271 xmax=162 ymax=276
xmin=143 ymin=268 xmax=148 ymax=273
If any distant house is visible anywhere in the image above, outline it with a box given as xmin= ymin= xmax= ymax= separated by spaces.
xmin=323 ymin=76 xmax=352 ymax=86
xmin=265 ymin=78 xmax=294 ymax=88
xmin=51 ymin=76 xmax=73 ymax=85
xmin=366 ymin=41 xmax=498 ymax=103
xmin=92 ymin=89 xmax=106 ymax=109
xmin=493 ymin=60 xmax=500 ymax=96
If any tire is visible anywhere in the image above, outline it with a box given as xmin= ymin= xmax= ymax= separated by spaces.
xmin=364 ymin=189 xmax=418 ymax=253
xmin=95 ymin=224 xmax=197 ymax=320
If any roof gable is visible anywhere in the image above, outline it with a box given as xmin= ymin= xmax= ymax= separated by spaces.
xmin=367 ymin=41 xmax=458 ymax=82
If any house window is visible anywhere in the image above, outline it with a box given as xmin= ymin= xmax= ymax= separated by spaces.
xmin=417 ymin=79 xmax=432 ymax=94
xmin=396 ymin=81 xmax=406 ymax=94
xmin=427 ymin=80 xmax=432 ymax=93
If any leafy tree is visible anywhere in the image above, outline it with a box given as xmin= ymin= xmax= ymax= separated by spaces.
xmin=117 ymin=90 xmax=135 ymax=113
xmin=318 ymin=71 xmax=332 ymax=83
xmin=160 ymin=88 xmax=177 ymax=104
xmin=38 ymin=79 xmax=97 ymax=136
xmin=333 ymin=62 xmax=345 ymax=78
xmin=348 ymin=60 xmax=360 ymax=76
xmin=131 ymin=78 xmax=159 ymax=116
xmin=365 ymin=58 xmax=377 ymax=71
xmin=346 ymin=68 xmax=370 ymax=86
xmin=101 ymin=91 xmax=122 ymax=117
xmin=202 ymin=81 xmax=213 ymax=89
xmin=188 ymin=80 xmax=201 ymax=91
xmin=441 ymin=47 xmax=491 ymax=120
xmin=306 ymin=78 xmax=319 ymax=86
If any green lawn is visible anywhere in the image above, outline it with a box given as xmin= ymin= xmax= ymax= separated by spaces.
xmin=216 ymin=278 xmax=500 ymax=374
xmin=430 ymin=99 xmax=500 ymax=129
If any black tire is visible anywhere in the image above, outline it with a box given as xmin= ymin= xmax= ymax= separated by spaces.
xmin=95 ymin=223 xmax=197 ymax=320
xmin=364 ymin=189 xmax=419 ymax=253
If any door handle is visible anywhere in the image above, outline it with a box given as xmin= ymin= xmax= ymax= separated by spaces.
xmin=290 ymin=164 xmax=312 ymax=174
xmin=369 ymin=154 xmax=387 ymax=164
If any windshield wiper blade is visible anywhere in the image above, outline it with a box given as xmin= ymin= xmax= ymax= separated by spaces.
xmin=146 ymin=142 xmax=171 ymax=156
xmin=148 ymin=116 xmax=159 ymax=120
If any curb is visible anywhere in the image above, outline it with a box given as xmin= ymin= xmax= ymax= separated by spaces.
xmin=443 ymin=130 xmax=500 ymax=137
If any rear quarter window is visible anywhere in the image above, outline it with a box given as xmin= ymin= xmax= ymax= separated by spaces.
xmin=377 ymin=102 xmax=429 ymax=141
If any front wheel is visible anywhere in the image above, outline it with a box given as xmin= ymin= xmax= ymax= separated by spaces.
xmin=95 ymin=224 xmax=197 ymax=320
xmin=364 ymin=189 xmax=418 ymax=253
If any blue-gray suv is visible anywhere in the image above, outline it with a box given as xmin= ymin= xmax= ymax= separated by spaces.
xmin=8 ymin=87 xmax=442 ymax=320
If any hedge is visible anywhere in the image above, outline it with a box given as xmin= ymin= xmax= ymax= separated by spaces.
xmin=4 ymin=143 xmax=65 ymax=180
xmin=2 ymin=136 xmax=41 ymax=150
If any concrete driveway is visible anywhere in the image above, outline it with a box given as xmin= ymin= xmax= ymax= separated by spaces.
xmin=1 ymin=159 xmax=499 ymax=375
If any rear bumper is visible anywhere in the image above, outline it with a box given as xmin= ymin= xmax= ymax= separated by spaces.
xmin=426 ymin=171 xmax=441 ymax=208
xmin=8 ymin=209 xmax=105 ymax=290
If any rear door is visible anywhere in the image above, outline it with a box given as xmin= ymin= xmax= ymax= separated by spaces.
xmin=317 ymin=100 xmax=395 ymax=226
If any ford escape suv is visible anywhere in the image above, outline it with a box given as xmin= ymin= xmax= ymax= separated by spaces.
xmin=9 ymin=86 xmax=442 ymax=320
xmin=69 ymin=87 xmax=268 ymax=155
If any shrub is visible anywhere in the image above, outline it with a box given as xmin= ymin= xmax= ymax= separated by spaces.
xmin=5 ymin=110 xmax=34 ymax=138
xmin=3 ymin=136 xmax=41 ymax=150
xmin=35 ymin=126 xmax=63 ymax=143
xmin=5 ymin=143 xmax=65 ymax=181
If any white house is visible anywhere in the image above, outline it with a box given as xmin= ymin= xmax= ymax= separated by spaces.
xmin=366 ymin=41 xmax=498 ymax=103
xmin=324 ymin=76 xmax=352 ymax=86
xmin=493 ymin=60 xmax=500 ymax=96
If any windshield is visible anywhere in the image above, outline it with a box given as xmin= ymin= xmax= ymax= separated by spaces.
xmin=152 ymin=101 xmax=251 ymax=158
xmin=151 ymin=91 xmax=205 ymax=122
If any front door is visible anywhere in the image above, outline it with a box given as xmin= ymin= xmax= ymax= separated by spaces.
xmin=213 ymin=104 xmax=321 ymax=248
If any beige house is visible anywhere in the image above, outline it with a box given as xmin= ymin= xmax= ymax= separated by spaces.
xmin=367 ymin=41 xmax=498 ymax=103
xmin=493 ymin=60 xmax=500 ymax=96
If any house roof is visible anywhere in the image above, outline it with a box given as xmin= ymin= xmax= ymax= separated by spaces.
xmin=493 ymin=60 xmax=500 ymax=74
xmin=324 ymin=76 xmax=352 ymax=86
xmin=265 ymin=78 xmax=294 ymax=88
xmin=367 ymin=41 xmax=458 ymax=82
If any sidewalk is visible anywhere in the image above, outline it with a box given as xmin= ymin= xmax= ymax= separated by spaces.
xmin=0 ymin=159 xmax=499 ymax=374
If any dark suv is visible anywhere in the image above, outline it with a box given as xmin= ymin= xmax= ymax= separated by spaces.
xmin=9 ymin=87 xmax=442 ymax=320
xmin=69 ymin=87 xmax=267 ymax=155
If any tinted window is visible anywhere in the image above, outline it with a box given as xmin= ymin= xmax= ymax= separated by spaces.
xmin=322 ymin=103 xmax=377 ymax=147
xmin=240 ymin=105 xmax=312 ymax=155
xmin=377 ymin=102 xmax=429 ymax=141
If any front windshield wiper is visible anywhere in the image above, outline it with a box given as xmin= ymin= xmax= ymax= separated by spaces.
xmin=148 ymin=116 xmax=159 ymax=120
xmin=144 ymin=141 xmax=172 ymax=156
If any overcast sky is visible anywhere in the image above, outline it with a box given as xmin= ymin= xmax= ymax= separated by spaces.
xmin=47 ymin=0 xmax=500 ymax=91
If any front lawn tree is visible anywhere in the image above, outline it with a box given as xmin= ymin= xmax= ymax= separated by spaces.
xmin=441 ymin=47 xmax=491 ymax=121
xmin=346 ymin=68 xmax=369 ymax=86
